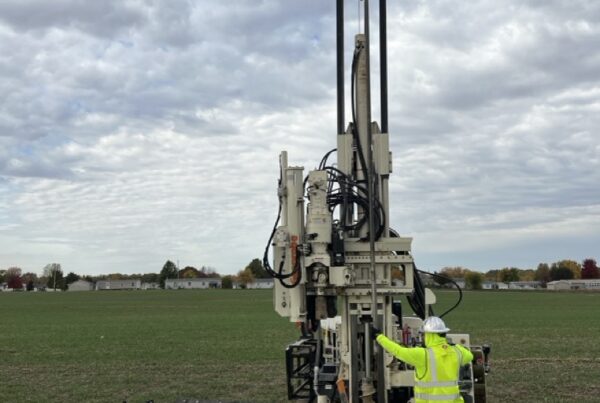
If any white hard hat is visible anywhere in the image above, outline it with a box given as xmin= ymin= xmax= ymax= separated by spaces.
xmin=422 ymin=316 xmax=450 ymax=333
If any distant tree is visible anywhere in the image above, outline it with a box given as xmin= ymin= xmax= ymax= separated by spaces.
xmin=439 ymin=267 xmax=469 ymax=279
xmin=180 ymin=266 xmax=200 ymax=278
xmin=221 ymin=275 xmax=233 ymax=289
xmin=518 ymin=269 xmax=536 ymax=282
xmin=557 ymin=260 xmax=581 ymax=279
xmin=5 ymin=267 xmax=23 ymax=290
xmin=44 ymin=263 xmax=65 ymax=290
xmin=21 ymin=272 xmax=38 ymax=290
xmin=0 ymin=269 xmax=5 ymax=284
xmin=140 ymin=273 xmax=159 ymax=283
xmin=65 ymin=272 xmax=80 ymax=285
xmin=236 ymin=267 xmax=255 ymax=288
xmin=550 ymin=262 xmax=573 ymax=281
xmin=391 ymin=266 xmax=405 ymax=282
xmin=484 ymin=269 xmax=500 ymax=282
xmin=432 ymin=271 xmax=451 ymax=287
xmin=200 ymin=266 xmax=220 ymax=278
xmin=534 ymin=263 xmax=551 ymax=285
xmin=581 ymin=259 xmax=600 ymax=279
xmin=246 ymin=259 xmax=269 ymax=279
xmin=499 ymin=267 xmax=520 ymax=283
xmin=159 ymin=260 xmax=178 ymax=288
xmin=465 ymin=272 xmax=483 ymax=290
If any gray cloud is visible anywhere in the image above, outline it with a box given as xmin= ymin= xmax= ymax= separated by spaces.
xmin=0 ymin=0 xmax=599 ymax=275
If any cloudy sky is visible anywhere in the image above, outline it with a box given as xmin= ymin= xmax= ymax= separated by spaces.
xmin=0 ymin=0 xmax=599 ymax=276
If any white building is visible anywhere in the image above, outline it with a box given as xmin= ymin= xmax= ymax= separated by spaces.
xmin=142 ymin=282 xmax=160 ymax=290
xmin=68 ymin=280 xmax=94 ymax=291
xmin=508 ymin=281 xmax=542 ymax=290
xmin=96 ymin=279 xmax=141 ymax=290
xmin=546 ymin=280 xmax=571 ymax=291
xmin=482 ymin=281 xmax=497 ymax=290
xmin=547 ymin=279 xmax=600 ymax=291
xmin=165 ymin=278 xmax=222 ymax=289
xmin=247 ymin=278 xmax=274 ymax=289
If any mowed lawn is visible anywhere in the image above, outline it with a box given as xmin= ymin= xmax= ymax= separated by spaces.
xmin=1 ymin=290 xmax=600 ymax=402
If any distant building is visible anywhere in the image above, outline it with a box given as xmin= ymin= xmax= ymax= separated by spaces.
xmin=142 ymin=282 xmax=160 ymax=290
xmin=165 ymin=278 xmax=221 ymax=289
xmin=508 ymin=281 xmax=542 ymax=290
xmin=547 ymin=279 xmax=600 ymax=291
xmin=482 ymin=281 xmax=496 ymax=290
xmin=547 ymin=280 xmax=571 ymax=291
xmin=68 ymin=280 xmax=94 ymax=291
xmin=96 ymin=279 xmax=141 ymax=290
xmin=450 ymin=278 xmax=466 ymax=289
xmin=247 ymin=278 xmax=274 ymax=289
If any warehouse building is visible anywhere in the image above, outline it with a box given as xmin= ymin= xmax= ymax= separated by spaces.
xmin=165 ymin=278 xmax=221 ymax=289
xmin=68 ymin=280 xmax=94 ymax=291
xmin=96 ymin=279 xmax=141 ymax=290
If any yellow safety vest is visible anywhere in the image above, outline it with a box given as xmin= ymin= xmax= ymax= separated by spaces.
xmin=413 ymin=345 xmax=463 ymax=403
xmin=376 ymin=333 xmax=471 ymax=403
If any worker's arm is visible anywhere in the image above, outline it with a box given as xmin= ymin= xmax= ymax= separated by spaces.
xmin=375 ymin=334 xmax=426 ymax=368
xmin=456 ymin=344 xmax=474 ymax=365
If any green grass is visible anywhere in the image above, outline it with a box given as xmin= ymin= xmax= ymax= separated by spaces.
xmin=1 ymin=290 xmax=599 ymax=402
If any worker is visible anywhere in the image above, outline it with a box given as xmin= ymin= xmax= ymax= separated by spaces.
xmin=372 ymin=316 xmax=473 ymax=403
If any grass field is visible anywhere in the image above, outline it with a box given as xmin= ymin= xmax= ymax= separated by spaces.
xmin=1 ymin=290 xmax=600 ymax=402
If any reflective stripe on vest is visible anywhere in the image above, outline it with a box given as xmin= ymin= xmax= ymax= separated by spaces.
xmin=428 ymin=348 xmax=437 ymax=382
xmin=414 ymin=392 xmax=462 ymax=401
xmin=415 ymin=380 xmax=458 ymax=388
xmin=413 ymin=347 xmax=462 ymax=402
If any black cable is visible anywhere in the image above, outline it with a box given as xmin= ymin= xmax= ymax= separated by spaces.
xmin=415 ymin=269 xmax=463 ymax=319
xmin=350 ymin=48 xmax=369 ymax=177
xmin=322 ymin=166 xmax=386 ymax=240
xmin=319 ymin=148 xmax=337 ymax=170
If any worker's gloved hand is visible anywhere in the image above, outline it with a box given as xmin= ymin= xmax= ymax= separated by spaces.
xmin=370 ymin=325 xmax=382 ymax=340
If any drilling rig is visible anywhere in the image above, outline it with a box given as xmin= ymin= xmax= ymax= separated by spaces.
xmin=264 ymin=1 xmax=490 ymax=402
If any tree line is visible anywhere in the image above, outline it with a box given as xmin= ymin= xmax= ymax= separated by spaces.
xmin=436 ymin=258 xmax=599 ymax=290
xmin=6 ymin=257 xmax=595 ymax=292
xmin=0 ymin=258 xmax=271 ymax=291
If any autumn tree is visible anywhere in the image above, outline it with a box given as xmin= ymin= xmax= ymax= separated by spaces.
xmin=5 ymin=267 xmax=23 ymax=290
xmin=499 ymin=267 xmax=520 ymax=283
xmin=518 ymin=269 xmax=535 ymax=281
xmin=534 ymin=263 xmax=551 ymax=285
xmin=484 ymin=269 xmax=501 ymax=282
xmin=581 ymin=259 xmax=599 ymax=279
xmin=465 ymin=272 xmax=483 ymax=290
xmin=159 ymin=260 xmax=178 ymax=288
xmin=391 ymin=266 xmax=405 ymax=282
xmin=246 ymin=258 xmax=269 ymax=279
xmin=439 ymin=267 xmax=469 ymax=279
xmin=236 ymin=267 xmax=255 ymax=288
xmin=550 ymin=262 xmax=573 ymax=281
xmin=180 ymin=266 xmax=200 ymax=278
xmin=557 ymin=260 xmax=581 ymax=279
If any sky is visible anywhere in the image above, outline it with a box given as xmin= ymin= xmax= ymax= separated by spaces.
xmin=0 ymin=0 xmax=599 ymax=276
